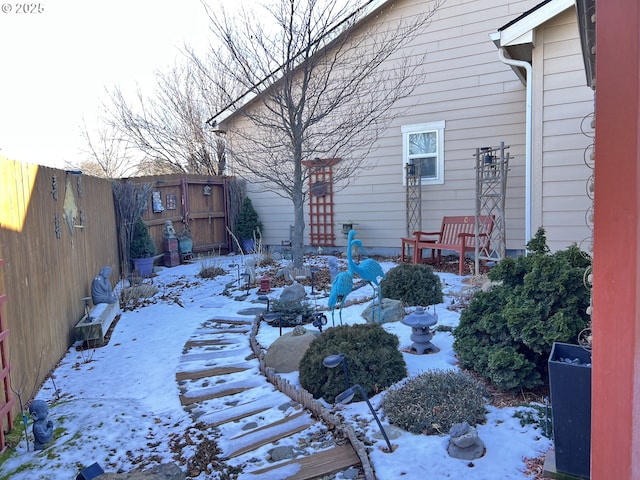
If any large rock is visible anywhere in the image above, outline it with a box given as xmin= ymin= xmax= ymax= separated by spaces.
xmin=361 ymin=298 xmax=405 ymax=324
xmin=97 ymin=463 xmax=184 ymax=480
xmin=278 ymin=282 xmax=307 ymax=303
xmin=264 ymin=328 xmax=319 ymax=372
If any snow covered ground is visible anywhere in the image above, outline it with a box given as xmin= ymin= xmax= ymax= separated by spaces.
xmin=0 ymin=254 xmax=551 ymax=479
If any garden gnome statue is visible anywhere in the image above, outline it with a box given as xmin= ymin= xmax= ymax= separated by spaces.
xmin=163 ymin=220 xmax=177 ymax=240
xmin=91 ymin=266 xmax=117 ymax=304
xmin=29 ymin=400 xmax=53 ymax=450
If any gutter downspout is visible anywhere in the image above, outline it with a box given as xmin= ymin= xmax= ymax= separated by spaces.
xmin=497 ymin=47 xmax=533 ymax=250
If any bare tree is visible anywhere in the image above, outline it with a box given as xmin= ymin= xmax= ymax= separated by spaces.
xmin=73 ymin=119 xmax=141 ymax=178
xmin=105 ymin=60 xmax=228 ymax=176
xmin=202 ymin=0 xmax=442 ymax=267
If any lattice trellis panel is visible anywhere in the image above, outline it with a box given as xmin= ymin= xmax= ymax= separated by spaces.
xmin=0 ymin=259 xmax=16 ymax=453
xmin=475 ymin=143 xmax=510 ymax=271
xmin=304 ymin=159 xmax=339 ymax=247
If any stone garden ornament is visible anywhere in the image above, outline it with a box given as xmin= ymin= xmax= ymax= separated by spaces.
xmin=29 ymin=400 xmax=53 ymax=450
xmin=91 ymin=266 xmax=117 ymax=305
xmin=163 ymin=220 xmax=177 ymax=239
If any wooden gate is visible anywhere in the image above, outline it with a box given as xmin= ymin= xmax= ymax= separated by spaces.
xmin=134 ymin=174 xmax=231 ymax=256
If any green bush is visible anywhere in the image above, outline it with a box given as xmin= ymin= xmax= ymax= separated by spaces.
xmin=234 ymin=197 xmax=263 ymax=240
xmin=382 ymin=370 xmax=487 ymax=435
xmin=380 ymin=263 xmax=443 ymax=306
xmin=130 ymin=218 xmax=156 ymax=258
xmin=299 ymin=323 xmax=407 ymax=403
xmin=453 ymin=228 xmax=591 ymax=392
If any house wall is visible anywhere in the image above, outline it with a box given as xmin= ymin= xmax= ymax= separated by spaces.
xmin=223 ymin=0 xmax=593 ymax=257
xmin=532 ymin=7 xmax=594 ymax=252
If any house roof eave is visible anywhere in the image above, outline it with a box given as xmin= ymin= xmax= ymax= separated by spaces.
xmin=490 ymin=0 xmax=575 ymax=83
xmin=206 ymin=0 xmax=393 ymax=129
xmin=497 ymin=0 xmax=574 ymax=47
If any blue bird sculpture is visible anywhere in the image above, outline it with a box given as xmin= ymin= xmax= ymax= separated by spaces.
xmin=327 ymin=270 xmax=354 ymax=326
xmin=347 ymin=230 xmax=386 ymax=321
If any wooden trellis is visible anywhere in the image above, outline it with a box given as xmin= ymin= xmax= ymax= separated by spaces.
xmin=304 ymin=158 xmax=339 ymax=247
xmin=0 ymin=259 xmax=16 ymax=452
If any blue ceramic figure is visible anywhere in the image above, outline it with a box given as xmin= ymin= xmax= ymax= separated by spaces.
xmin=347 ymin=230 xmax=386 ymax=321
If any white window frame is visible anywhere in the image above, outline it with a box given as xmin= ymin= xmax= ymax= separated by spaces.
xmin=401 ymin=121 xmax=445 ymax=186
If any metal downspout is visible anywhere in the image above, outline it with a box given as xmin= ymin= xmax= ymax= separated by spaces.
xmin=498 ymin=47 xmax=533 ymax=250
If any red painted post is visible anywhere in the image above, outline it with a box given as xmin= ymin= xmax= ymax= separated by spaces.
xmin=592 ymin=1 xmax=640 ymax=478
xmin=0 ymin=259 xmax=17 ymax=452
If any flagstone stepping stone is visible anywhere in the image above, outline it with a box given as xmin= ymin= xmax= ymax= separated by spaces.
xmin=179 ymin=375 xmax=266 ymax=404
xmin=198 ymin=397 xmax=285 ymax=426
xmin=179 ymin=349 xmax=253 ymax=363
xmin=244 ymin=443 xmax=361 ymax=479
xmin=220 ymin=411 xmax=312 ymax=458
xmin=237 ymin=307 xmax=267 ymax=316
xmin=175 ymin=366 xmax=249 ymax=382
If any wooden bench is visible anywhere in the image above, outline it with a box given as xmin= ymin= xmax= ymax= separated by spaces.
xmin=74 ymin=302 xmax=121 ymax=347
xmin=401 ymin=215 xmax=494 ymax=275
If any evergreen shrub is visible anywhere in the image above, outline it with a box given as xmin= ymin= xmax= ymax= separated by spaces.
xmin=234 ymin=197 xmax=263 ymax=240
xmin=299 ymin=323 xmax=407 ymax=403
xmin=130 ymin=218 xmax=156 ymax=258
xmin=452 ymin=228 xmax=591 ymax=392
xmin=380 ymin=263 xmax=443 ymax=306
xmin=269 ymin=299 xmax=315 ymax=327
xmin=382 ymin=370 xmax=487 ymax=435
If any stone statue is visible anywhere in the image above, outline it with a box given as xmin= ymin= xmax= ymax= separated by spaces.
xmin=163 ymin=220 xmax=177 ymax=240
xmin=91 ymin=266 xmax=117 ymax=304
xmin=29 ymin=400 xmax=53 ymax=450
xmin=327 ymin=256 xmax=339 ymax=282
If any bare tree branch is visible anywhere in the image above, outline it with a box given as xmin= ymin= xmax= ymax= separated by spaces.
xmin=74 ymin=119 xmax=141 ymax=178
xmin=203 ymin=0 xmax=443 ymax=266
xmin=104 ymin=59 xmax=229 ymax=176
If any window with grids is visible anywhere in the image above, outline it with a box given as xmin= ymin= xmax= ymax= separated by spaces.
xmin=402 ymin=121 xmax=445 ymax=185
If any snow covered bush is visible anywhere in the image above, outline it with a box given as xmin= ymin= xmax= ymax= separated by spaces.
xmin=382 ymin=370 xmax=487 ymax=435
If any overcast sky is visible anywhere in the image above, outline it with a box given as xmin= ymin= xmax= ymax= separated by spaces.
xmin=0 ymin=0 xmax=212 ymax=168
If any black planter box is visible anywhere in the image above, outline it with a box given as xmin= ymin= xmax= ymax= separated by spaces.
xmin=548 ymin=342 xmax=592 ymax=479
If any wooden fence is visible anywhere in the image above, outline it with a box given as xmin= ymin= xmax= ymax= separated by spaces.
xmin=0 ymin=159 xmax=120 ymax=421
xmin=0 ymin=159 xmax=233 ymax=423
xmin=132 ymin=174 xmax=232 ymax=257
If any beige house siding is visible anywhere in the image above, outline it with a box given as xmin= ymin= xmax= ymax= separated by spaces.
xmin=221 ymin=0 xmax=593 ymax=256
xmin=326 ymin=0 xmax=538 ymax=251
xmin=531 ymin=7 xmax=594 ymax=252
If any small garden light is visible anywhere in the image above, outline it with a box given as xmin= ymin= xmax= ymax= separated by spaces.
xmin=335 ymin=384 xmax=393 ymax=452
xmin=322 ymin=353 xmax=350 ymax=391
xmin=257 ymin=295 xmax=270 ymax=313
xmin=310 ymin=266 xmax=319 ymax=294
xmin=241 ymin=272 xmax=250 ymax=292
xmin=228 ymin=263 xmax=240 ymax=284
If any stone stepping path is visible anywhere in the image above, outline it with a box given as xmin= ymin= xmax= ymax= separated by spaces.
xmin=176 ymin=316 xmax=363 ymax=478
xmin=244 ymin=443 xmax=362 ymax=479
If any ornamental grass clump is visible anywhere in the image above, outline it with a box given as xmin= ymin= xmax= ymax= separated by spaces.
xmin=382 ymin=370 xmax=487 ymax=435
xmin=299 ymin=323 xmax=407 ymax=403
xmin=380 ymin=263 xmax=443 ymax=306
